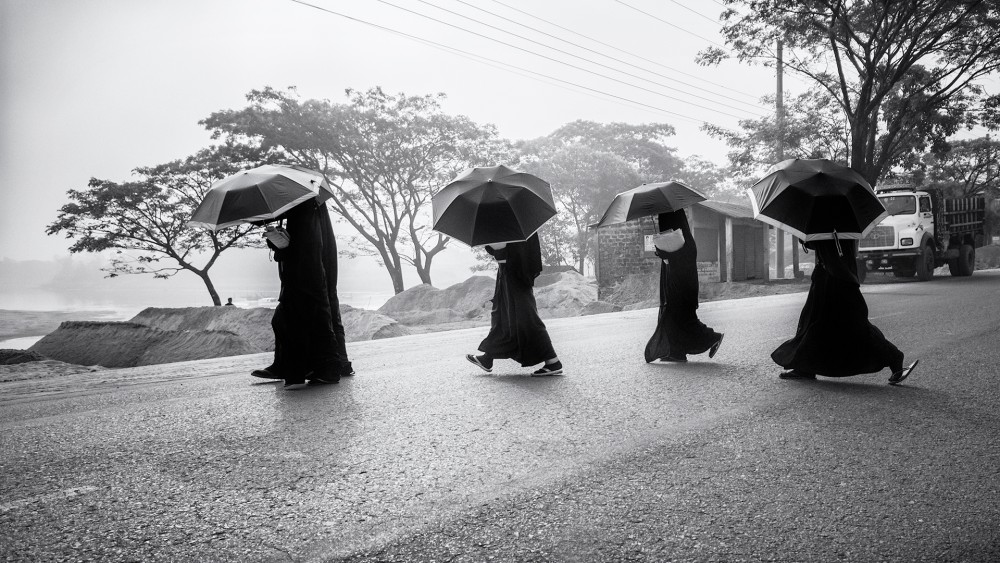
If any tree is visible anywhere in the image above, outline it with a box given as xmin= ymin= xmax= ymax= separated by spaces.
xmin=703 ymin=89 xmax=850 ymax=183
xmin=521 ymin=144 xmax=641 ymax=272
xmin=701 ymin=0 xmax=1000 ymax=186
xmin=922 ymin=136 xmax=1000 ymax=197
xmin=202 ymin=87 xmax=514 ymax=294
xmin=545 ymin=120 xmax=684 ymax=182
xmin=47 ymin=143 xmax=274 ymax=306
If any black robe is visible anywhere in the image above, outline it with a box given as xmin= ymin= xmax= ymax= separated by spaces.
xmin=771 ymin=239 xmax=903 ymax=376
xmin=644 ymin=210 xmax=721 ymax=362
xmin=478 ymin=234 xmax=557 ymax=366
xmin=269 ymin=199 xmax=351 ymax=377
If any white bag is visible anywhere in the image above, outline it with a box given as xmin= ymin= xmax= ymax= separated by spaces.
xmin=652 ymin=228 xmax=685 ymax=252
xmin=264 ymin=225 xmax=291 ymax=249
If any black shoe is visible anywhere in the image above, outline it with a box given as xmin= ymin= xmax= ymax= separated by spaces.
xmin=888 ymin=360 xmax=918 ymax=385
xmin=310 ymin=367 xmax=341 ymax=385
xmin=779 ymin=369 xmax=816 ymax=380
xmin=251 ymin=366 xmax=284 ymax=379
xmin=532 ymin=361 xmax=563 ymax=376
xmin=658 ymin=355 xmax=688 ymax=363
xmin=709 ymin=334 xmax=724 ymax=359
xmin=466 ymin=354 xmax=493 ymax=373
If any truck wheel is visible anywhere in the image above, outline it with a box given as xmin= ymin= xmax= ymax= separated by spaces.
xmin=915 ymin=244 xmax=935 ymax=281
xmin=958 ymin=244 xmax=975 ymax=276
xmin=948 ymin=257 xmax=961 ymax=276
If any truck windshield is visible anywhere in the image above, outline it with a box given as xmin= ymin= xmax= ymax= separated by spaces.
xmin=879 ymin=195 xmax=916 ymax=216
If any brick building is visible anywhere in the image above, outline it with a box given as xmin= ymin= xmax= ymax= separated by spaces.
xmin=594 ymin=200 xmax=769 ymax=299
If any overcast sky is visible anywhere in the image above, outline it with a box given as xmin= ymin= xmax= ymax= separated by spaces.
xmin=1 ymin=0 xmax=781 ymax=295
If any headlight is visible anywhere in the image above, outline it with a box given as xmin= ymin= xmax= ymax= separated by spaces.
xmin=900 ymin=237 xmax=913 ymax=246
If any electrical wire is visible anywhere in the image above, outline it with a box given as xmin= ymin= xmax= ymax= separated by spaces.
xmin=665 ymin=0 xmax=722 ymax=26
xmin=486 ymin=0 xmax=758 ymax=100
xmin=613 ymin=0 xmax=729 ymax=49
xmin=450 ymin=0 xmax=766 ymax=113
xmin=376 ymin=0 xmax=760 ymax=119
xmin=284 ymin=0 xmax=732 ymax=126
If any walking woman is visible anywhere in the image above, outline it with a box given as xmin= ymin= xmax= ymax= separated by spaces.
xmin=645 ymin=209 xmax=724 ymax=363
xmin=772 ymin=238 xmax=917 ymax=384
xmin=466 ymin=233 xmax=564 ymax=376
xmin=251 ymin=199 xmax=353 ymax=387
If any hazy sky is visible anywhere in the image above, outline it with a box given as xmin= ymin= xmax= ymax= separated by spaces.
xmin=1 ymin=0 xmax=779 ymax=295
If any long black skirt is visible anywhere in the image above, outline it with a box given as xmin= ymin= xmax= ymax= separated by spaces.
xmin=771 ymin=273 xmax=903 ymax=377
xmin=478 ymin=265 xmax=556 ymax=367
xmin=644 ymin=305 xmax=721 ymax=362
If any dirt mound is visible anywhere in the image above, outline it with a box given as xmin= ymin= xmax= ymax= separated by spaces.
xmin=535 ymin=271 xmax=599 ymax=318
xmin=341 ymin=305 xmax=414 ymax=341
xmin=131 ymin=307 xmax=275 ymax=350
xmin=378 ymin=276 xmax=495 ymax=325
xmin=0 ymin=349 xmax=47 ymax=365
xmin=29 ymin=321 xmax=257 ymax=368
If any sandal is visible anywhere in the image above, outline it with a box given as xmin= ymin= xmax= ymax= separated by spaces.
xmin=888 ymin=360 xmax=918 ymax=385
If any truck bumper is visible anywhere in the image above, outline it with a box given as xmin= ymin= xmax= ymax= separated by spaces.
xmin=859 ymin=250 xmax=919 ymax=269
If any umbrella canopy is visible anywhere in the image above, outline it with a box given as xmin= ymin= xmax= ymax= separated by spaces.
xmin=746 ymin=158 xmax=887 ymax=241
xmin=432 ymin=165 xmax=556 ymax=247
xmin=592 ymin=180 xmax=707 ymax=229
xmin=188 ymin=164 xmax=335 ymax=231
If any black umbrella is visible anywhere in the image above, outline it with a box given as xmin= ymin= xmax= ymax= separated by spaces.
xmin=188 ymin=164 xmax=335 ymax=231
xmin=592 ymin=180 xmax=707 ymax=229
xmin=432 ymin=165 xmax=556 ymax=246
xmin=746 ymin=158 xmax=887 ymax=242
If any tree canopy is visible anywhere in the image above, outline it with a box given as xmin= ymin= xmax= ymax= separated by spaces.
xmin=701 ymin=0 xmax=1000 ymax=185
xmin=201 ymin=87 xmax=514 ymax=294
xmin=47 ymin=143 xmax=274 ymax=305
xmin=921 ymin=135 xmax=1000 ymax=197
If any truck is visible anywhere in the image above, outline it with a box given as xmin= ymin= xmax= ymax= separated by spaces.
xmin=857 ymin=186 xmax=986 ymax=283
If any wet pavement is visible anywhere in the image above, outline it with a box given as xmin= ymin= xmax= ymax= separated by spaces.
xmin=2 ymin=273 xmax=999 ymax=562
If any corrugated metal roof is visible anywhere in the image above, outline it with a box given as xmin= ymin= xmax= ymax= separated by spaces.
xmin=696 ymin=200 xmax=756 ymax=219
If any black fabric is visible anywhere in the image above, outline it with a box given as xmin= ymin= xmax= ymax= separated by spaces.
xmin=479 ymin=235 xmax=556 ymax=366
xmin=771 ymin=239 xmax=904 ymax=376
xmin=644 ymin=210 xmax=721 ymax=362
xmin=268 ymin=200 xmax=351 ymax=377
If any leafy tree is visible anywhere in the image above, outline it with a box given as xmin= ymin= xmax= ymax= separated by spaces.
xmin=521 ymin=144 xmax=641 ymax=272
xmin=545 ymin=120 xmax=684 ymax=182
xmin=202 ymin=87 xmax=514 ymax=294
xmin=922 ymin=136 xmax=1000 ymax=197
xmin=47 ymin=143 xmax=274 ymax=306
xmin=703 ymin=89 xmax=850 ymax=183
xmin=701 ymin=0 xmax=1000 ymax=186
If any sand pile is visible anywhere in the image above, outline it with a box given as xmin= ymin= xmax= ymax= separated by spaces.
xmin=30 ymin=321 xmax=257 ymax=368
xmin=535 ymin=271 xmax=599 ymax=318
xmin=378 ymin=276 xmax=495 ymax=325
xmin=131 ymin=307 xmax=275 ymax=350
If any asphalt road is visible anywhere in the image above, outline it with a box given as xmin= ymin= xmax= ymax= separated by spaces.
xmin=2 ymin=272 xmax=999 ymax=562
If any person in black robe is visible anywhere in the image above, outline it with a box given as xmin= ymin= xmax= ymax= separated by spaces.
xmin=644 ymin=209 xmax=724 ymax=363
xmin=465 ymin=234 xmax=563 ymax=376
xmin=771 ymin=238 xmax=917 ymax=384
xmin=251 ymin=198 xmax=353 ymax=387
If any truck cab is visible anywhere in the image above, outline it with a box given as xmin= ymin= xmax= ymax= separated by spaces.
xmin=858 ymin=186 xmax=983 ymax=282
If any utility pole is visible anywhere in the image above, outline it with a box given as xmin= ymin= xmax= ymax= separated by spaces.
xmin=775 ymin=39 xmax=801 ymax=279
xmin=775 ymin=39 xmax=785 ymax=279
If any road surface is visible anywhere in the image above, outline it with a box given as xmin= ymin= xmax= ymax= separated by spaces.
xmin=2 ymin=272 xmax=999 ymax=562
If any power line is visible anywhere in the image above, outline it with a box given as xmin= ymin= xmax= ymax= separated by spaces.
xmin=487 ymin=0 xmax=759 ymax=101
xmin=613 ymin=0 xmax=728 ymax=49
xmin=284 ymin=0 xmax=724 ymax=127
xmin=665 ymin=0 xmax=721 ymax=26
xmin=451 ymin=0 xmax=766 ymax=113
xmin=378 ymin=0 xmax=761 ymax=119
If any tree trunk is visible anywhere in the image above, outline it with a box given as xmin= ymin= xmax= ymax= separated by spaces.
xmin=198 ymin=270 xmax=222 ymax=306
xmin=388 ymin=265 xmax=405 ymax=294
xmin=415 ymin=262 xmax=433 ymax=286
